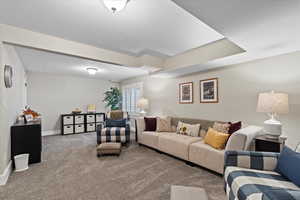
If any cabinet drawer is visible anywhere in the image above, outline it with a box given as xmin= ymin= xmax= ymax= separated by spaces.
xmin=74 ymin=115 xmax=84 ymax=124
xmin=64 ymin=125 xmax=74 ymax=134
xmin=96 ymin=114 xmax=104 ymax=122
xmin=86 ymin=115 xmax=95 ymax=123
xmin=63 ymin=116 xmax=74 ymax=125
xmin=87 ymin=123 xmax=95 ymax=132
xmin=75 ymin=124 xmax=84 ymax=133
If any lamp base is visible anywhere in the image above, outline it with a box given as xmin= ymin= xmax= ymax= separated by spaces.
xmin=140 ymin=110 xmax=146 ymax=116
xmin=263 ymin=117 xmax=282 ymax=138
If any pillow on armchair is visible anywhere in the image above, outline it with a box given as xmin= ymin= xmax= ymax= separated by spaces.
xmin=276 ymin=146 xmax=300 ymax=187
xmin=106 ymin=119 xmax=127 ymax=127
xmin=107 ymin=110 xmax=128 ymax=120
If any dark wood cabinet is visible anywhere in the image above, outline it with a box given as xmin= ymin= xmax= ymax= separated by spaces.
xmin=255 ymin=135 xmax=286 ymax=153
xmin=11 ymin=121 xmax=42 ymax=166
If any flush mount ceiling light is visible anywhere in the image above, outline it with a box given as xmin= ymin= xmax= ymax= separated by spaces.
xmin=86 ymin=67 xmax=98 ymax=75
xmin=102 ymin=0 xmax=129 ymax=13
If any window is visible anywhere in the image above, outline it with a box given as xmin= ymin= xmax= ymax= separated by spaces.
xmin=122 ymin=83 xmax=143 ymax=113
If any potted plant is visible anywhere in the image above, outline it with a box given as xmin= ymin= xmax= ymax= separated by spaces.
xmin=103 ymin=87 xmax=122 ymax=111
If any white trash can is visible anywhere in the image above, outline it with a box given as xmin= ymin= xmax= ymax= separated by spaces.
xmin=14 ymin=154 xmax=29 ymax=172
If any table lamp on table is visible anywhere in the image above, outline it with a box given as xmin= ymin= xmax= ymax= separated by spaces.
xmin=257 ymin=91 xmax=289 ymax=138
xmin=137 ymin=98 xmax=149 ymax=116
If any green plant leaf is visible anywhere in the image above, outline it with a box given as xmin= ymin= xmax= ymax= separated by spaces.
xmin=103 ymin=87 xmax=122 ymax=110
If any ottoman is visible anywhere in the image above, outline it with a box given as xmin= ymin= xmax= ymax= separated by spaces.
xmin=97 ymin=142 xmax=121 ymax=157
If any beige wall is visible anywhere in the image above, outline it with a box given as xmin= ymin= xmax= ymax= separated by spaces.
xmin=122 ymin=51 xmax=300 ymax=148
xmin=0 ymin=44 xmax=27 ymax=173
xmin=27 ymin=72 xmax=118 ymax=134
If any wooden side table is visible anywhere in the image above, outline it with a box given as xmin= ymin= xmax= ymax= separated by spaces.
xmin=255 ymin=135 xmax=286 ymax=153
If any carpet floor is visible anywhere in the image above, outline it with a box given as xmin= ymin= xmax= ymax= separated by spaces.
xmin=0 ymin=133 xmax=226 ymax=200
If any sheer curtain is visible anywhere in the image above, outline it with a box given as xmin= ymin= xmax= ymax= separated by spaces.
xmin=122 ymin=83 xmax=143 ymax=114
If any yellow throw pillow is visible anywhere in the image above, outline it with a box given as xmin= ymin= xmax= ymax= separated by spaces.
xmin=204 ymin=128 xmax=230 ymax=150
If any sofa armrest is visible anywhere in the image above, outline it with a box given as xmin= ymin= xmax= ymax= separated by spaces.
xmin=227 ymin=126 xmax=263 ymax=151
xmin=225 ymin=133 xmax=247 ymax=151
xmin=136 ymin=117 xmax=145 ymax=139
xmin=224 ymin=151 xmax=279 ymax=172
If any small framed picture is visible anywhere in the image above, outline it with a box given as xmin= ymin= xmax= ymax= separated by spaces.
xmin=200 ymin=78 xmax=218 ymax=103
xmin=24 ymin=114 xmax=33 ymax=123
xmin=179 ymin=82 xmax=193 ymax=104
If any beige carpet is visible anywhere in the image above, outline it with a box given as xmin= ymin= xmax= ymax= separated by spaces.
xmin=0 ymin=133 xmax=226 ymax=200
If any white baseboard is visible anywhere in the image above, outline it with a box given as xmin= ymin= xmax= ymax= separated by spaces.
xmin=42 ymin=130 xmax=60 ymax=136
xmin=0 ymin=161 xmax=12 ymax=186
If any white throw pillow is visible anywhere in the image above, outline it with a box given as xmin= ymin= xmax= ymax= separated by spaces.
xmin=177 ymin=121 xmax=201 ymax=137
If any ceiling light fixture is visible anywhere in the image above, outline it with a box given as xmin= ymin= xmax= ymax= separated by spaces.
xmin=102 ymin=0 xmax=129 ymax=13
xmin=86 ymin=67 xmax=98 ymax=75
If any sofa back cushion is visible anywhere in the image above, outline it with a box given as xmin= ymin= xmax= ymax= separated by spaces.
xmin=276 ymin=146 xmax=300 ymax=187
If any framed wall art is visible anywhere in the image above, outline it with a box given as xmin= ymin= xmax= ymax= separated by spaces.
xmin=200 ymin=78 xmax=218 ymax=103
xmin=179 ymin=82 xmax=193 ymax=104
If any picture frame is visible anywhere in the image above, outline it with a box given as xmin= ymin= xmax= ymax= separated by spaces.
xmin=200 ymin=78 xmax=218 ymax=103
xmin=179 ymin=82 xmax=193 ymax=104
xmin=24 ymin=114 xmax=33 ymax=124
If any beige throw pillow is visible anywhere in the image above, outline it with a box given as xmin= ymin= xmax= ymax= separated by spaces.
xmin=156 ymin=117 xmax=172 ymax=132
xmin=213 ymin=122 xmax=230 ymax=134
xmin=177 ymin=121 xmax=201 ymax=137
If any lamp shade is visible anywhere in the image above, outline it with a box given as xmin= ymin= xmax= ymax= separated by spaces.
xmin=137 ymin=98 xmax=149 ymax=110
xmin=257 ymin=91 xmax=289 ymax=114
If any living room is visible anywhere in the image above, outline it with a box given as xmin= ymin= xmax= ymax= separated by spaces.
xmin=1 ymin=0 xmax=300 ymax=200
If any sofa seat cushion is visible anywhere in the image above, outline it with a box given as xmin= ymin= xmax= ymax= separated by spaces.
xmin=139 ymin=131 xmax=175 ymax=149
xmin=158 ymin=134 xmax=202 ymax=160
xmin=225 ymin=166 xmax=300 ymax=200
xmin=189 ymin=141 xmax=225 ymax=174
xmin=139 ymin=131 xmax=159 ymax=148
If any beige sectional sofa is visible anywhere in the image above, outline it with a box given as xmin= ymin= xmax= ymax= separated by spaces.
xmin=136 ymin=117 xmax=262 ymax=174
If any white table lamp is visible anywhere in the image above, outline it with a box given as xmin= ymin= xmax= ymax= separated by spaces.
xmin=137 ymin=98 xmax=149 ymax=115
xmin=257 ymin=91 xmax=289 ymax=138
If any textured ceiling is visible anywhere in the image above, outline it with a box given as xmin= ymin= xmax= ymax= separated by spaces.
xmin=0 ymin=0 xmax=223 ymax=57
xmin=1 ymin=0 xmax=300 ymax=79
xmin=163 ymin=0 xmax=300 ymax=76
xmin=15 ymin=46 xmax=148 ymax=81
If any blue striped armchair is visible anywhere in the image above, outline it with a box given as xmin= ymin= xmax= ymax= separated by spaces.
xmin=96 ymin=111 xmax=130 ymax=145
xmin=224 ymin=151 xmax=300 ymax=200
